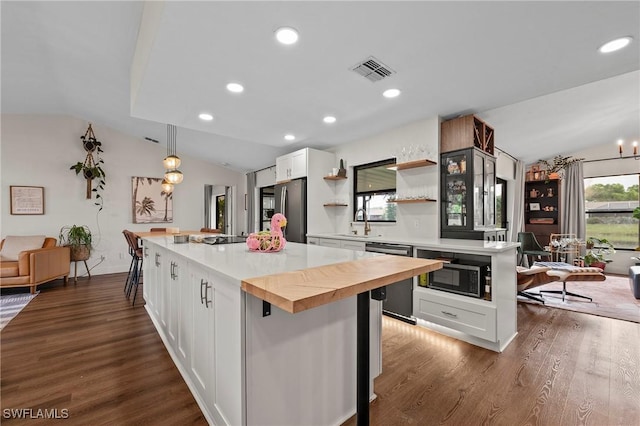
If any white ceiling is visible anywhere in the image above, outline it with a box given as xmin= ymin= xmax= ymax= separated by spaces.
xmin=2 ymin=1 xmax=639 ymax=172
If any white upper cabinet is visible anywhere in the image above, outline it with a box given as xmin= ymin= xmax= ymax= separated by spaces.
xmin=276 ymin=148 xmax=308 ymax=182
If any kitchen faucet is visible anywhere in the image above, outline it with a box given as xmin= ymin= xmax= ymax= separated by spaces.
xmin=354 ymin=208 xmax=371 ymax=236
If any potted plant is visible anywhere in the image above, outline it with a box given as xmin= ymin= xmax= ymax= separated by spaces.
xmin=59 ymin=225 xmax=92 ymax=261
xmin=538 ymin=155 xmax=583 ymax=180
xmin=582 ymin=237 xmax=615 ymax=269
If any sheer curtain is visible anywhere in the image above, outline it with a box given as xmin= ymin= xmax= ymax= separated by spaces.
xmin=561 ymin=161 xmax=585 ymax=238
xmin=509 ymin=159 xmax=526 ymax=242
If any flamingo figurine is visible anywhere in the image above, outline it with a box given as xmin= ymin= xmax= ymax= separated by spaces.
xmin=246 ymin=213 xmax=288 ymax=252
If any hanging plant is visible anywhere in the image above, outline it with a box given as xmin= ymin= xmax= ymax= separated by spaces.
xmin=70 ymin=123 xmax=106 ymax=211
xmin=538 ymin=155 xmax=583 ymax=180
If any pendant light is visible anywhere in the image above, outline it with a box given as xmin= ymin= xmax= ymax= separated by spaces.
xmin=161 ymin=178 xmax=174 ymax=194
xmin=163 ymin=124 xmax=183 ymax=184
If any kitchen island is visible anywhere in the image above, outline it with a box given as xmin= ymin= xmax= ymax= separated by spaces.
xmin=141 ymin=236 xmax=441 ymax=426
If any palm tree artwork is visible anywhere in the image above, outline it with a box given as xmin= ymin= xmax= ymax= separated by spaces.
xmin=131 ymin=177 xmax=173 ymax=223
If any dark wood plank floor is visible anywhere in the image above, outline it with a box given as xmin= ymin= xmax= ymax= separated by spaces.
xmin=2 ymin=273 xmax=639 ymax=425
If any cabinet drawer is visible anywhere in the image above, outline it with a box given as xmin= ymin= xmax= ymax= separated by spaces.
xmin=414 ymin=289 xmax=496 ymax=341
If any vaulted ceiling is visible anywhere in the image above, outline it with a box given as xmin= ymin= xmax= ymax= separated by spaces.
xmin=2 ymin=1 xmax=638 ymax=171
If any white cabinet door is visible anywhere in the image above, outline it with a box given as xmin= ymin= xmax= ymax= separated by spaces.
xmin=276 ymin=155 xmax=290 ymax=182
xmin=165 ymin=254 xmax=183 ymax=350
xmin=276 ymin=148 xmax=308 ymax=182
xmin=290 ymin=149 xmax=307 ymax=180
xmin=340 ymin=240 xmax=365 ymax=251
xmin=189 ymin=262 xmax=214 ymax=404
xmin=318 ymin=238 xmax=340 ymax=248
xmin=176 ymin=259 xmax=192 ymax=368
xmin=141 ymin=243 xmax=155 ymax=310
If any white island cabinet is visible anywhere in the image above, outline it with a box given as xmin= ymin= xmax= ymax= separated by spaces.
xmin=140 ymin=237 xmax=440 ymax=426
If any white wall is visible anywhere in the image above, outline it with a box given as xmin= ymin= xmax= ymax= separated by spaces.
xmin=1 ymin=114 xmax=246 ymax=275
xmin=328 ymin=116 xmax=440 ymax=239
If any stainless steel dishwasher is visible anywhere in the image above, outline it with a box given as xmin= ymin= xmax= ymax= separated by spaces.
xmin=365 ymin=242 xmax=416 ymax=324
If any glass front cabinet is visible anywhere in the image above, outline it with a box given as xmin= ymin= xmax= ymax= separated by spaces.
xmin=441 ymin=147 xmax=497 ymax=240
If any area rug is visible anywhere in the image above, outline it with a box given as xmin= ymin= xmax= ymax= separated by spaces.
xmin=519 ymin=274 xmax=640 ymax=323
xmin=0 ymin=292 xmax=38 ymax=330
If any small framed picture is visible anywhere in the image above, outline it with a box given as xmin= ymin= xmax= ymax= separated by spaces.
xmin=10 ymin=186 xmax=44 ymax=215
xmin=529 ymin=202 xmax=541 ymax=211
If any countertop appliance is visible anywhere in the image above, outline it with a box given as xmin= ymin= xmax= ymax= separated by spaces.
xmin=275 ymin=178 xmax=307 ymax=244
xmin=365 ymin=242 xmax=415 ymax=324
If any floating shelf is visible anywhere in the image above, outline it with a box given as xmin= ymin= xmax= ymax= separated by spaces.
xmin=323 ymin=203 xmax=348 ymax=207
xmin=388 ymin=198 xmax=437 ymax=204
xmin=323 ymin=175 xmax=347 ymax=181
xmin=387 ymin=159 xmax=437 ymax=171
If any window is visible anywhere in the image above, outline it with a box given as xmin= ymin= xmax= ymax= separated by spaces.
xmin=353 ymin=159 xmax=396 ymax=222
xmin=496 ymin=178 xmax=507 ymax=229
xmin=584 ymin=173 xmax=639 ymax=249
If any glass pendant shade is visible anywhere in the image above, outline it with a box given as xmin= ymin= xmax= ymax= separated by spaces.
xmin=163 ymin=155 xmax=181 ymax=170
xmin=163 ymin=124 xmax=183 ymax=184
xmin=165 ymin=169 xmax=183 ymax=184
xmin=161 ymin=179 xmax=174 ymax=193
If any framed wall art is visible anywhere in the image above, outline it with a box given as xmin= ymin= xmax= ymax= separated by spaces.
xmin=529 ymin=202 xmax=541 ymax=211
xmin=131 ymin=177 xmax=173 ymax=223
xmin=10 ymin=186 xmax=44 ymax=215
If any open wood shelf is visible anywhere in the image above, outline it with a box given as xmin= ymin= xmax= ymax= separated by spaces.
xmin=387 ymin=159 xmax=437 ymax=171
xmin=388 ymin=198 xmax=437 ymax=204
xmin=323 ymin=175 xmax=347 ymax=181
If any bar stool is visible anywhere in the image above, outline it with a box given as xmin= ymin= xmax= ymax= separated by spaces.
xmin=150 ymin=228 xmax=166 ymax=232
xmin=123 ymin=230 xmax=143 ymax=306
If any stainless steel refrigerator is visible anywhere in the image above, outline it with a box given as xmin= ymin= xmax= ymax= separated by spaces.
xmin=275 ymin=178 xmax=307 ymax=243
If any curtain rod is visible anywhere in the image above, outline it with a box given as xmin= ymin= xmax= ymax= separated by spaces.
xmin=249 ymin=164 xmax=276 ymax=174
xmin=583 ymin=155 xmax=639 ymax=164
xmin=495 ymin=147 xmax=518 ymax=162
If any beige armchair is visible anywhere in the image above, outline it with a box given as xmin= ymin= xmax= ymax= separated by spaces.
xmin=0 ymin=236 xmax=70 ymax=294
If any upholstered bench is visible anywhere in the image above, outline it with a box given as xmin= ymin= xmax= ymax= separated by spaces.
xmin=630 ymin=266 xmax=640 ymax=299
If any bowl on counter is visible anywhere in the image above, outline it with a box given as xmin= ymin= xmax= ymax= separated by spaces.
xmin=173 ymin=234 xmax=189 ymax=244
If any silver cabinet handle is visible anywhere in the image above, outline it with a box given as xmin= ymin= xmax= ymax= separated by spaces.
xmin=172 ymin=262 xmax=178 ymax=280
xmin=441 ymin=311 xmax=458 ymax=318
xmin=144 ymin=247 xmax=149 ymax=258
xmin=155 ymin=252 xmax=160 ymax=267
xmin=200 ymin=279 xmax=212 ymax=308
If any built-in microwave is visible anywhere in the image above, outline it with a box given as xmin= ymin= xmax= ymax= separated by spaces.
xmin=428 ymin=261 xmax=489 ymax=298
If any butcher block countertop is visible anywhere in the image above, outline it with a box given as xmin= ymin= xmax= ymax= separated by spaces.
xmin=242 ymin=256 xmax=442 ymax=314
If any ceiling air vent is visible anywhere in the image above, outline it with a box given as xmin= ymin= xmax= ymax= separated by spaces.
xmin=350 ymin=56 xmax=396 ymax=82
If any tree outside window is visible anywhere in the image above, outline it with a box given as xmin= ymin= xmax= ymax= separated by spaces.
xmin=584 ymin=174 xmax=639 ymax=249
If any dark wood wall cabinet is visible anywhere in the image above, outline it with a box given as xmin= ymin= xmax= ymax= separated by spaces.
xmin=441 ymin=114 xmax=494 ymax=155
xmin=524 ymin=179 xmax=561 ymax=246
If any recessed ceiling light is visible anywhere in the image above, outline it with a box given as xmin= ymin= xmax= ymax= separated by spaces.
xmin=284 ymin=134 xmax=295 ymax=141
xmin=275 ymin=27 xmax=299 ymax=45
xmin=198 ymin=113 xmax=214 ymax=121
xmin=598 ymin=36 xmax=633 ymax=53
xmin=323 ymin=116 xmax=337 ymax=124
xmin=383 ymin=88 xmax=401 ymax=98
xmin=226 ymin=82 xmax=244 ymax=93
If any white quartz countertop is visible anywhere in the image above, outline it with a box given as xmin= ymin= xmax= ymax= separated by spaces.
xmin=306 ymin=233 xmax=519 ymax=253
xmin=142 ymin=236 xmax=380 ymax=282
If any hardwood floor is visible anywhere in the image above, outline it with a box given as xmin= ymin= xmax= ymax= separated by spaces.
xmin=2 ymin=273 xmax=639 ymax=425
xmin=1 ymin=274 xmax=206 ymax=425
